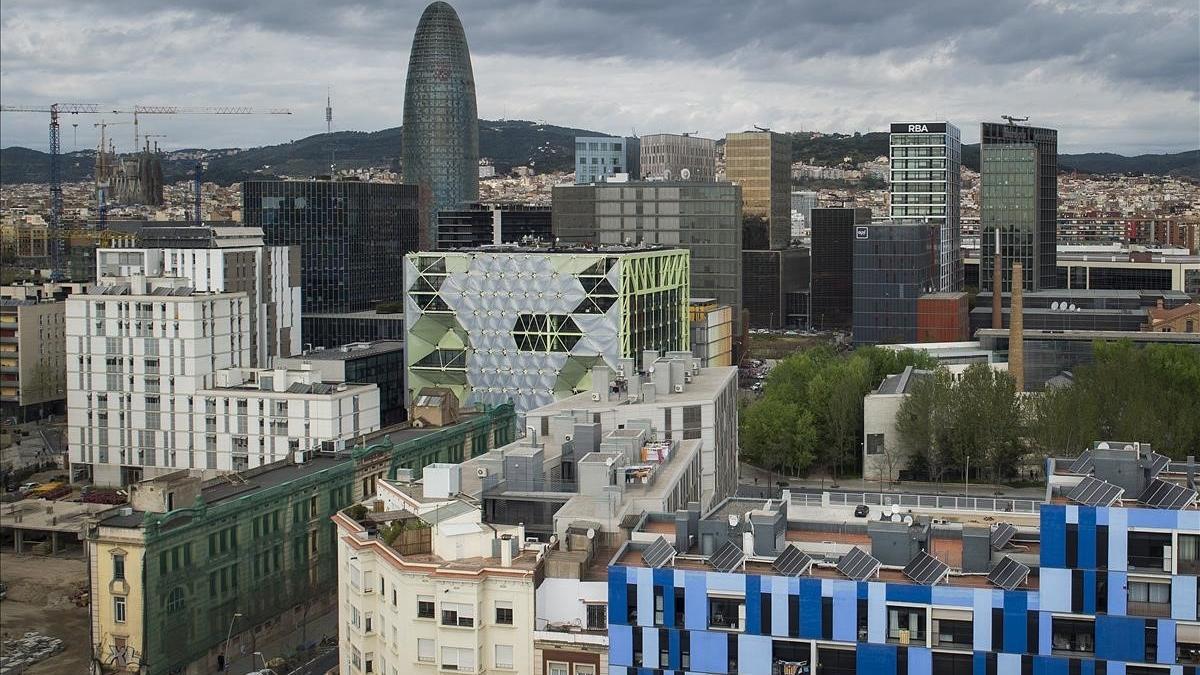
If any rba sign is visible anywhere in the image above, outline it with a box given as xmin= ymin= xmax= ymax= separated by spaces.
xmin=907 ymin=124 xmax=930 ymax=132
xmin=891 ymin=122 xmax=948 ymax=134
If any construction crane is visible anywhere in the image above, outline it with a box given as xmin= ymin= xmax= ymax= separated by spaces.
xmin=1001 ymin=115 xmax=1029 ymax=125
xmin=680 ymin=131 xmax=699 ymax=137
xmin=753 ymin=125 xmax=771 ymax=132
xmin=143 ymin=134 xmax=167 ymax=153
xmin=0 ymin=103 xmax=292 ymax=279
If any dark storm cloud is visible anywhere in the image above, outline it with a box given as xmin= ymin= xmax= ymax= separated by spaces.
xmin=0 ymin=0 xmax=1196 ymax=153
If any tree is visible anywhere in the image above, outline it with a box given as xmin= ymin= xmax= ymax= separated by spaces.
xmin=739 ymin=399 xmax=817 ymax=481
xmin=894 ymin=368 xmax=956 ymax=483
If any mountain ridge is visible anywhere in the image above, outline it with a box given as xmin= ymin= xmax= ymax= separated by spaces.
xmin=2 ymin=120 xmax=1196 ymax=185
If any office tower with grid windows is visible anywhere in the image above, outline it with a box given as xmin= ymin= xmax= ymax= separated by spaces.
xmin=639 ymin=133 xmax=717 ymax=181
xmin=889 ymin=122 xmax=961 ymax=291
xmin=980 ymin=122 xmax=1059 ymax=292
xmin=574 ymin=136 xmax=631 ymax=184
xmin=725 ymin=130 xmax=792 ymax=250
xmin=242 ymin=180 xmax=422 ymax=315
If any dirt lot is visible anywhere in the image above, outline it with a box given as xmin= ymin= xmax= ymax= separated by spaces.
xmin=0 ymin=553 xmax=91 ymax=674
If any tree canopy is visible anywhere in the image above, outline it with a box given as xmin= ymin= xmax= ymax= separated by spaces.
xmin=739 ymin=346 xmax=936 ymax=478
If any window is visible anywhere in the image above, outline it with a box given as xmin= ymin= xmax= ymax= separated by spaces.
xmin=1128 ymin=579 xmax=1172 ymax=616
xmin=548 ymin=664 xmax=569 ymax=675
xmin=166 ymin=587 xmax=185 ymax=613
xmin=574 ymin=666 xmax=595 ymax=675
xmin=931 ymin=651 xmax=974 ymax=675
xmin=112 ymin=553 xmax=125 ymax=581
xmin=114 ymin=596 xmax=126 ymax=623
xmin=1178 ymin=622 xmax=1200 ymax=665
xmin=586 ymin=604 xmax=607 ymax=630
xmin=866 ymin=433 xmax=885 ymax=455
xmin=440 ymin=646 xmax=474 ymax=671
xmin=494 ymin=644 xmax=513 ymax=669
xmin=1050 ymin=617 xmax=1095 ymax=654
xmin=707 ymin=595 xmax=744 ymax=631
xmin=365 ymin=653 xmax=374 ymax=674
xmin=931 ymin=608 xmax=973 ymax=648
xmin=495 ymin=600 xmax=513 ymax=625
xmin=1179 ymin=534 xmax=1199 ymax=575
xmin=417 ymin=638 xmax=434 ymax=663
xmin=416 ymin=596 xmax=434 ymax=619
xmin=351 ymin=646 xmax=362 ymax=671
xmin=888 ymin=605 xmax=928 ymax=644
xmin=441 ymin=602 xmax=475 ymax=627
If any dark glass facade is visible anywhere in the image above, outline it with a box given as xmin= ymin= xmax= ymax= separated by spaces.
xmin=742 ymin=249 xmax=810 ymax=329
xmin=980 ymin=122 xmax=1058 ymax=292
xmin=436 ymin=204 xmax=551 ymax=249
xmin=402 ymin=1 xmax=479 ymax=244
xmin=302 ymin=313 xmax=405 ymax=349
xmin=810 ymin=207 xmax=871 ymax=330
xmin=243 ymin=180 xmax=422 ymax=314
xmin=852 ymin=222 xmax=934 ymax=345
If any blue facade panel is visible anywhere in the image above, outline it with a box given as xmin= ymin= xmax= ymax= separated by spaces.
xmin=604 ymin=505 xmax=1194 ymax=675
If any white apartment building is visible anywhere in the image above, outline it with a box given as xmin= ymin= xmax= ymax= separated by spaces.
xmin=525 ymin=353 xmax=739 ymax=511
xmin=193 ymin=366 xmax=380 ymax=473
xmin=67 ymin=275 xmax=252 ymax=486
xmin=334 ymin=472 xmax=539 ymax=675
xmin=96 ymin=226 xmax=301 ymax=366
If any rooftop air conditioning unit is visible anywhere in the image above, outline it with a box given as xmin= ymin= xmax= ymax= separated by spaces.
xmin=673 ymin=384 xmax=684 ymax=394
xmin=564 ymin=434 xmax=574 ymax=442
xmin=476 ymin=466 xmax=489 ymax=478
xmin=590 ymin=392 xmax=602 ymax=401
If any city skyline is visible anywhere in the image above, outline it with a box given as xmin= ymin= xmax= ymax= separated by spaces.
xmin=1 ymin=1 xmax=1197 ymax=154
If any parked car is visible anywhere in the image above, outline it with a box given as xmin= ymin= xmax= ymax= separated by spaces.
xmin=18 ymin=482 xmax=38 ymax=493
xmin=854 ymin=504 xmax=870 ymax=518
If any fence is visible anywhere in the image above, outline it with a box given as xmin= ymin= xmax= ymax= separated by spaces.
xmin=790 ymin=490 xmax=1042 ymax=514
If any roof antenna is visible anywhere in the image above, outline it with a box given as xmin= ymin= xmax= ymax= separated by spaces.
xmin=325 ymin=87 xmax=333 ymax=135
xmin=1001 ymin=115 xmax=1029 ymax=125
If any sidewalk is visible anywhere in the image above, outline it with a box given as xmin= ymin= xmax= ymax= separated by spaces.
xmin=224 ymin=607 xmax=338 ymax=674
xmin=737 ymin=462 xmax=1047 ymax=499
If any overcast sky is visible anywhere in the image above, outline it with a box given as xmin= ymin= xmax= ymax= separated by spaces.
xmin=2 ymin=0 xmax=1197 ymax=156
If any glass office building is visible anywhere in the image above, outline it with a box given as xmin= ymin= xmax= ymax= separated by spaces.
xmin=242 ymin=180 xmax=422 ymax=314
xmin=552 ymin=182 xmax=742 ymax=316
xmin=437 ymin=203 xmax=551 ymax=249
xmin=889 ymin=122 xmax=961 ymax=291
xmin=810 ymin=208 xmax=872 ymax=331
xmin=639 ymin=133 xmax=717 ymax=181
xmin=980 ymin=122 xmax=1059 ymax=292
xmin=726 ymin=130 xmax=793 ymax=250
xmin=853 ymin=222 xmax=935 ymax=345
xmin=402 ymin=1 xmax=480 ymax=244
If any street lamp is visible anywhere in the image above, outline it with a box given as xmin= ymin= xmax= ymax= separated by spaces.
xmin=253 ymin=651 xmax=269 ymax=670
xmin=223 ymin=611 xmax=243 ymax=672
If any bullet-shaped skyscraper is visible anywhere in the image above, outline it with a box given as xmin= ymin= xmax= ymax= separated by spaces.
xmin=402 ymin=1 xmax=479 ymax=245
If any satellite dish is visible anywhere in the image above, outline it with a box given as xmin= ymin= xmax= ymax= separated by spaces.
xmin=1097 ymin=442 xmax=1110 ymax=449
xmin=680 ymin=168 xmax=691 ymax=180
xmin=903 ymin=515 xmax=914 ymax=526
xmin=1067 ymin=304 xmax=1077 ymax=311
xmin=890 ymin=504 xmax=901 ymax=516
xmin=662 ymin=169 xmax=672 ymax=180
xmin=728 ymin=514 xmax=739 ymax=527
xmin=1051 ymin=302 xmax=1060 ymax=310
xmin=586 ymin=528 xmax=596 ymax=540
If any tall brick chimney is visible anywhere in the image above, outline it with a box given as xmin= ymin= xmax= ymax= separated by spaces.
xmin=1010 ymin=262 xmax=1024 ymax=392
xmin=991 ymin=229 xmax=1003 ymax=329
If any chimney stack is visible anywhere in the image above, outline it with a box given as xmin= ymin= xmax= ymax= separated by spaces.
xmin=1010 ymin=262 xmax=1024 ymax=392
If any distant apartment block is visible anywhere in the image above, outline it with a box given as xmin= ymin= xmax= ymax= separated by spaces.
xmin=437 ymin=203 xmax=552 ymax=249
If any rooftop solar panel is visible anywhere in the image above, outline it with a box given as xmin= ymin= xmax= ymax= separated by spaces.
xmin=642 ymin=537 xmax=676 ymax=569
xmin=1143 ymin=451 xmax=1170 ymax=479
xmin=1068 ymin=450 xmax=1094 ymax=475
xmin=1067 ymin=476 xmax=1124 ymax=506
xmin=991 ymin=522 xmax=1017 ymax=550
xmin=709 ymin=540 xmax=745 ymax=573
xmin=902 ymin=551 xmax=950 ymax=586
xmin=836 ymin=546 xmax=881 ymax=581
xmin=772 ymin=545 xmax=814 ymax=577
xmin=1138 ymin=478 xmax=1198 ymax=510
xmin=987 ymin=555 xmax=1030 ymax=591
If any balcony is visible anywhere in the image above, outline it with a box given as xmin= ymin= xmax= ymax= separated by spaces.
xmin=1127 ymin=600 xmax=1172 ymax=618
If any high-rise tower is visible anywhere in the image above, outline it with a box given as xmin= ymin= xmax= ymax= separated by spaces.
xmin=402 ymin=1 xmax=479 ymax=246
